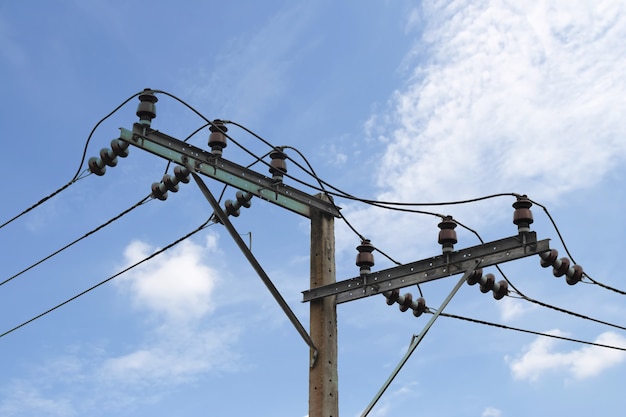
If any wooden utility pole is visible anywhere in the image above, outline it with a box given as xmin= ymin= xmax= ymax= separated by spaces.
xmin=309 ymin=194 xmax=338 ymax=417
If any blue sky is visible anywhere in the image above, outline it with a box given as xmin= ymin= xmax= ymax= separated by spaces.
xmin=1 ymin=1 xmax=626 ymax=416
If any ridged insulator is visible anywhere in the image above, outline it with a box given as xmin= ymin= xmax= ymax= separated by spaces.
xmin=224 ymin=191 xmax=253 ymax=217
xmin=492 ymin=279 xmax=509 ymax=300
xmin=173 ymin=166 xmax=190 ymax=183
xmin=236 ymin=191 xmax=252 ymax=208
xmin=467 ymin=269 xmax=483 ymax=286
xmin=386 ymin=289 xmax=400 ymax=305
xmin=151 ymin=182 xmax=168 ymax=201
xmin=566 ymin=264 xmax=584 ymax=285
xmin=480 ymin=273 xmax=496 ymax=293
xmin=225 ymin=200 xmax=240 ymax=217
xmin=162 ymin=174 xmax=179 ymax=193
xmin=136 ymin=88 xmax=158 ymax=125
xmin=208 ymin=120 xmax=228 ymax=156
xmin=356 ymin=239 xmax=375 ymax=276
xmin=99 ymin=148 xmax=118 ymax=167
xmin=269 ymin=149 xmax=288 ymax=182
xmin=399 ymin=292 xmax=413 ymax=312
xmin=513 ymin=195 xmax=534 ymax=233
xmin=539 ymin=249 xmax=559 ymax=268
xmin=438 ymin=216 xmax=458 ymax=253
xmin=110 ymin=139 xmax=130 ymax=158
xmin=88 ymin=156 xmax=106 ymax=176
xmin=553 ymin=257 xmax=570 ymax=277
xmin=413 ymin=297 xmax=427 ymax=317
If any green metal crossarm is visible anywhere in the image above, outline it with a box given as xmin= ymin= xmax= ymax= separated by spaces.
xmin=118 ymin=123 xmax=341 ymax=219
xmin=302 ymin=232 xmax=550 ymax=304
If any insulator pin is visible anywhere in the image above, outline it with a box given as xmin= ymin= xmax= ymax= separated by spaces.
xmin=356 ymin=239 xmax=375 ymax=276
xmin=269 ymin=149 xmax=288 ymax=182
xmin=208 ymin=120 xmax=228 ymax=156
xmin=513 ymin=195 xmax=534 ymax=233
xmin=136 ymin=88 xmax=158 ymax=126
xmin=438 ymin=216 xmax=458 ymax=253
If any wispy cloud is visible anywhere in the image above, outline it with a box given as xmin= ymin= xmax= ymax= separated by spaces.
xmin=0 ymin=234 xmax=242 ymax=416
xmin=506 ymin=330 xmax=626 ymax=381
xmin=344 ymin=0 xmax=626 ymax=257
xmin=482 ymin=406 xmax=502 ymax=417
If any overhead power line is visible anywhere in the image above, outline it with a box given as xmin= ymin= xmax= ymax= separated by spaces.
xmin=0 ymin=195 xmax=153 ymax=287
xmin=0 ymin=218 xmax=215 ymax=339
xmin=436 ymin=311 xmax=626 ymax=352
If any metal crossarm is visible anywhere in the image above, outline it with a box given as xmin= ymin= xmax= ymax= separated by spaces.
xmin=118 ymin=123 xmax=341 ymax=219
xmin=302 ymin=232 xmax=550 ymax=304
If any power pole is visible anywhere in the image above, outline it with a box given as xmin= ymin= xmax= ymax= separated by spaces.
xmin=309 ymin=194 xmax=338 ymax=417
xmin=96 ymin=91 xmax=582 ymax=417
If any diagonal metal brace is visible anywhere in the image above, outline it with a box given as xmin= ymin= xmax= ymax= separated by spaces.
xmin=189 ymin=169 xmax=319 ymax=365
xmin=360 ymin=265 xmax=479 ymax=417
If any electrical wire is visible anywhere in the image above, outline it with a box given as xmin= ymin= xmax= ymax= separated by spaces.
xmin=0 ymin=170 xmax=90 ymax=231
xmin=528 ymin=197 xmax=626 ymax=296
xmin=432 ymin=310 xmax=626 ymax=352
xmin=138 ymin=91 xmax=626 ymax=322
xmin=0 ymin=90 xmax=144 ymax=232
xmin=462 ymin=227 xmax=626 ymax=334
xmin=0 ymin=195 xmax=153 ymax=287
xmin=72 ymin=91 xmax=144 ymax=181
xmin=0 ymin=217 xmax=216 ymax=339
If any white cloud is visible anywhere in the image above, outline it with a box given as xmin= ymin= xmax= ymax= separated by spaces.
xmin=346 ymin=0 xmax=626 ymax=258
xmin=99 ymin=324 xmax=241 ymax=387
xmin=382 ymin=0 xmax=626 ymax=202
xmin=482 ymin=406 xmax=502 ymax=417
xmin=0 ymin=381 xmax=75 ymax=417
xmin=118 ymin=235 xmax=221 ymax=321
xmin=498 ymin=296 xmax=533 ymax=322
xmin=507 ymin=330 xmax=626 ymax=381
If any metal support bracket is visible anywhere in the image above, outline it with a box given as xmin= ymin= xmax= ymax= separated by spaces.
xmin=303 ymin=232 xmax=550 ymax=304
xmin=189 ymin=169 xmax=319 ymax=363
xmin=118 ymin=123 xmax=341 ymax=219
